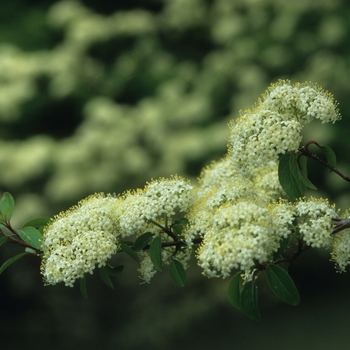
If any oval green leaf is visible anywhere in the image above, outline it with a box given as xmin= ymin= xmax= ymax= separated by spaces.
xmin=133 ymin=232 xmax=153 ymax=251
xmin=0 ymin=192 xmax=15 ymax=221
xmin=23 ymin=217 xmax=51 ymax=229
xmin=99 ymin=266 xmax=115 ymax=290
xmin=120 ymin=242 xmax=140 ymax=264
xmin=172 ymin=224 xmax=183 ymax=236
xmin=169 ymin=259 xmax=186 ymax=286
xmin=0 ymin=252 xmax=28 ymax=274
xmin=149 ymin=236 xmax=162 ymax=271
xmin=320 ymin=145 xmax=337 ymax=169
xmin=240 ymin=281 xmax=260 ymax=321
xmin=266 ymin=264 xmax=300 ymax=305
xmin=278 ymin=153 xmax=305 ymax=200
xmin=104 ymin=264 xmax=124 ymax=276
xmin=227 ymin=272 xmax=242 ymax=309
xmin=0 ymin=236 xmax=8 ymax=247
xmin=298 ymin=156 xmax=318 ymax=190
xmin=17 ymin=226 xmax=42 ymax=250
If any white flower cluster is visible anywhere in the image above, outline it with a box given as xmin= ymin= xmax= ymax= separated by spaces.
xmin=228 ymin=80 xmax=341 ymax=177
xmin=295 ymin=197 xmax=337 ymax=248
xmin=41 ymin=79 xmax=346 ymax=287
xmin=41 ymin=193 xmax=120 ymax=287
xmin=186 ymin=80 xmax=342 ymax=280
xmin=41 ymin=176 xmax=193 ymax=286
xmin=196 ymin=200 xmax=294 ymax=278
xmin=331 ymin=229 xmax=350 ymax=272
xmin=118 ymin=176 xmax=193 ymax=237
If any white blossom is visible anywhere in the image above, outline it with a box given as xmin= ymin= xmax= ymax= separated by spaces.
xmin=295 ymin=197 xmax=337 ymax=248
xmin=196 ymin=200 xmax=295 ymax=279
xmin=41 ymin=193 xmax=120 ymax=286
xmin=331 ymin=229 xmax=350 ymax=272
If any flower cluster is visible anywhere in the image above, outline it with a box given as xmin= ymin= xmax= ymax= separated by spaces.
xmin=41 ymin=193 xmax=120 ymax=287
xmin=295 ymin=197 xmax=338 ymax=248
xmin=228 ymin=80 xmax=341 ymax=177
xmin=331 ymin=229 xmax=350 ymax=272
xmin=118 ymin=176 xmax=193 ymax=237
xmin=187 ymin=80 xmax=342 ymax=280
xmin=40 ymin=80 xmax=348 ymax=288
xmin=41 ymin=176 xmax=193 ymax=286
xmin=196 ymin=200 xmax=294 ymax=278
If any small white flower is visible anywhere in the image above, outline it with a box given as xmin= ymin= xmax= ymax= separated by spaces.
xmin=295 ymin=197 xmax=337 ymax=248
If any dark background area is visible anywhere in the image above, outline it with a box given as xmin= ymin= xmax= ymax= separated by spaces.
xmin=1 ymin=0 xmax=350 ymax=349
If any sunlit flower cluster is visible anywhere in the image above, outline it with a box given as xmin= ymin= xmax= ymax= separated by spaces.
xmin=331 ymin=228 xmax=350 ymax=272
xmin=40 ymin=79 xmax=348 ymax=288
xmin=196 ymin=200 xmax=294 ymax=278
xmin=118 ymin=176 xmax=193 ymax=237
xmin=228 ymin=80 xmax=341 ymax=177
xmin=188 ymin=80 xmax=342 ymax=280
xmin=295 ymin=197 xmax=338 ymax=248
xmin=41 ymin=193 xmax=120 ymax=286
xmin=41 ymin=177 xmax=193 ymax=286
xmin=261 ymin=80 xmax=341 ymax=124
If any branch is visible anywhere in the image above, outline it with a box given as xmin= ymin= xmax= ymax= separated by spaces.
xmin=332 ymin=217 xmax=350 ymax=234
xmin=300 ymin=141 xmax=350 ymax=183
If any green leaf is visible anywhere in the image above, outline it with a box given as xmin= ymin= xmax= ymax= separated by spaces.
xmin=17 ymin=226 xmax=42 ymax=250
xmin=99 ymin=266 xmax=115 ymax=290
xmin=104 ymin=264 xmax=124 ymax=276
xmin=172 ymin=224 xmax=183 ymax=236
xmin=0 ymin=236 xmax=8 ymax=247
xmin=169 ymin=259 xmax=186 ymax=286
xmin=266 ymin=264 xmax=300 ymax=305
xmin=320 ymin=145 xmax=337 ymax=169
xmin=80 ymin=275 xmax=88 ymax=299
xmin=0 ymin=252 xmax=28 ymax=274
xmin=22 ymin=217 xmax=51 ymax=229
xmin=298 ymin=156 xmax=318 ymax=190
xmin=120 ymin=242 xmax=140 ymax=264
xmin=278 ymin=153 xmax=305 ymax=200
xmin=299 ymin=170 xmax=318 ymax=190
xmin=133 ymin=232 xmax=153 ymax=251
xmin=180 ymin=217 xmax=189 ymax=226
xmin=0 ymin=192 xmax=15 ymax=221
xmin=240 ymin=280 xmax=260 ymax=321
xmin=227 ymin=272 xmax=242 ymax=309
xmin=149 ymin=236 xmax=162 ymax=271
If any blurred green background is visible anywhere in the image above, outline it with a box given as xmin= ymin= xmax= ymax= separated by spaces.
xmin=2 ymin=0 xmax=350 ymax=349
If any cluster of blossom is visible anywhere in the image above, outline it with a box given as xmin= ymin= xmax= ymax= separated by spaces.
xmin=41 ymin=80 xmax=350 ymax=287
xmin=228 ymin=80 xmax=341 ymax=177
xmin=186 ymin=80 xmax=344 ymax=280
xmin=195 ymin=199 xmax=294 ymax=278
xmin=41 ymin=193 xmax=120 ymax=287
xmin=41 ymin=176 xmax=193 ymax=286
xmin=295 ymin=197 xmax=338 ymax=249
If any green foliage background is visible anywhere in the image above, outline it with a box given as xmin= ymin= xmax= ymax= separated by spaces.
xmin=2 ymin=1 xmax=350 ymax=349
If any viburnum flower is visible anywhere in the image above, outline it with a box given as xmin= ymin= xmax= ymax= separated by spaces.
xmin=118 ymin=175 xmax=193 ymax=237
xmin=331 ymin=228 xmax=350 ymax=272
xmin=196 ymin=200 xmax=294 ymax=279
xmin=41 ymin=177 xmax=193 ymax=286
xmin=228 ymin=80 xmax=341 ymax=178
xmin=295 ymin=197 xmax=338 ymax=248
xmin=41 ymin=193 xmax=120 ymax=287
